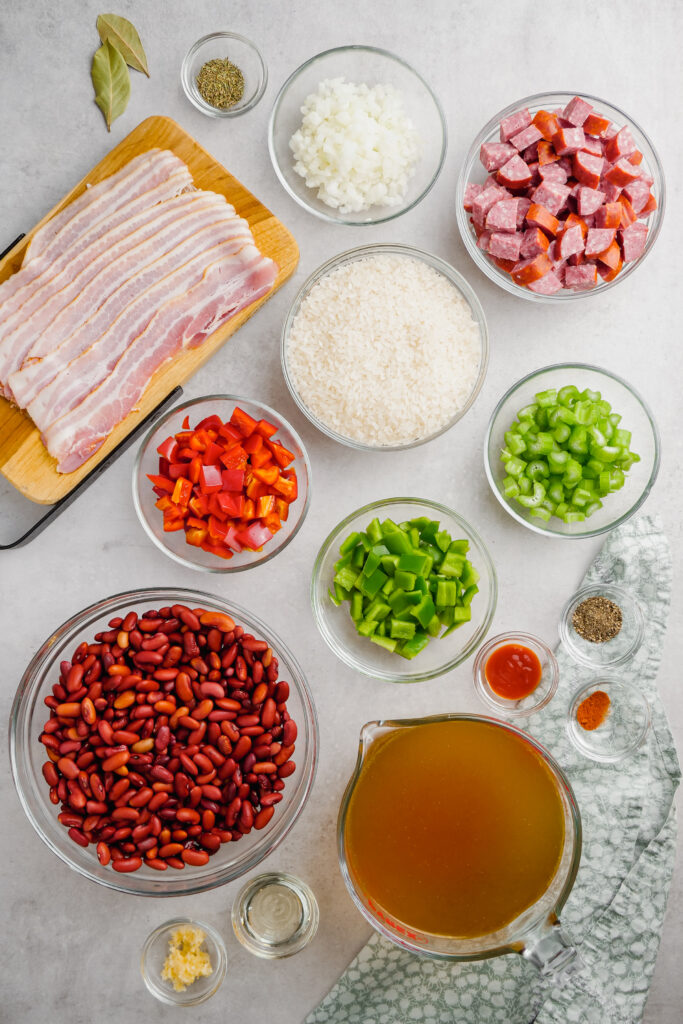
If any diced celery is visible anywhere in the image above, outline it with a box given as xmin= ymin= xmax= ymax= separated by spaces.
xmin=584 ymin=500 xmax=603 ymax=516
xmin=503 ymin=476 xmax=520 ymax=499
xmin=568 ymin=426 xmax=588 ymax=454
xmin=527 ymin=460 xmax=549 ymax=481
xmin=562 ymin=511 xmax=586 ymax=523
xmin=613 ymin=428 xmax=632 ymax=448
xmin=558 ymin=385 xmax=579 ymax=406
xmin=518 ymin=403 xmax=539 ymax=421
xmin=526 ymin=432 xmax=555 ymax=457
xmin=610 ymin=468 xmax=625 ymax=490
xmin=516 ymin=482 xmax=546 ymax=508
xmin=553 ymin=423 xmax=571 ymax=444
xmin=535 ymin=388 xmax=558 ymax=408
xmin=530 ymin=507 xmax=552 ymax=522
xmin=580 ymin=388 xmax=601 ymax=402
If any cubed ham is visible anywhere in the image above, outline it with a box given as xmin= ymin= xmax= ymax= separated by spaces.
xmin=471 ymin=185 xmax=509 ymax=230
xmin=510 ymin=124 xmax=542 ymax=151
xmin=597 ymin=240 xmax=621 ymax=271
xmin=576 ymin=187 xmax=605 ymax=216
xmin=562 ymin=96 xmax=593 ymax=126
xmin=557 ymin=224 xmax=585 ymax=260
xmin=622 ymin=179 xmax=652 ymax=215
xmin=516 ymin=197 xmax=531 ymax=229
xmin=463 ymin=182 xmax=484 ymax=211
xmin=527 ymin=270 xmax=563 ymax=295
xmin=604 ymin=125 xmax=637 ymax=163
xmin=523 ymin=143 xmax=540 ymax=163
xmin=526 ymin=203 xmax=560 ymax=236
xmin=601 ymin=181 xmax=622 ymax=202
xmin=585 ymin=228 xmax=617 ymax=258
xmin=537 ymin=140 xmax=559 ymax=165
xmin=480 ymin=142 xmax=517 ymax=172
xmin=477 ymin=230 xmax=492 ymax=250
xmin=573 ymin=151 xmax=603 ymax=189
xmin=520 ymin=227 xmax=550 ymax=258
xmin=620 ymin=222 xmax=648 ymax=262
xmin=617 ymin=195 xmax=638 ymax=227
xmin=530 ymin=182 xmax=571 ymax=216
xmin=497 ymin=154 xmax=533 ymax=188
xmin=485 ymin=198 xmax=520 ymax=233
xmin=526 ymin=161 xmax=541 ymax=185
xmin=488 ymin=232 xmax=523 ymax=261
xmin=583 ymin=113 xmax=611 ymax=137
xmin=539 ymin=162 xmax=568 ymax=185
xmin=500 ymin=108 xmax=532 ymax=143
xmin=511 ymin=253 xmax=552 ymax=285
xmin=565 ymin=265 xmax=598 ymax=290
xmin=594 ymin=202 xmax=622 ymax=229
xmin=642 ymin=193 xmax=658 ymax=215
xmin=581 ymin=136 xmax=603 ymax=157
xmin=532 ymin=110 xmax=561 ymax=141
xmin=552 ymin=127 xmax=585 ymax=156
xmin=605 ymin=158 xmax=641 ymax=187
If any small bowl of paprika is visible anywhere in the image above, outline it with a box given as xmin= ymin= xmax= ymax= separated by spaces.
xmin=472 ymin=631 xmax=559 ymax=719
xmin=566 ymin=678 xmax=650 ymax=763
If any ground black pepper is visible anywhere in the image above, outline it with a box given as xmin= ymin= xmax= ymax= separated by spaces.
xmin=572 ymin=595 xmax=622 ymax=643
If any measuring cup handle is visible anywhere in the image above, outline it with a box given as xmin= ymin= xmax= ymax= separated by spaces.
xmin=520 ymin=916 xmax=582 ymax=981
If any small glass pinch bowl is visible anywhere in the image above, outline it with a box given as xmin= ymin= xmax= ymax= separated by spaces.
xmin=559 ymin=584 xmax=645 ymax=668
xmin=566 ymin=678 xmax=650 ymax=763
xmin=141 ymin=918 xmax=227 ymax=1006
xmin=268 ymin=45 xmax=447 ymax=225
xmin=181 ymin=31 xmax=267 ymax=118
xmin=473 ymin=632 xmax=559 ymax=718
xmin=133 ymin=395 xmax=311 ymax=573
xmin=311 ymin=497 xmax=497 ymax=684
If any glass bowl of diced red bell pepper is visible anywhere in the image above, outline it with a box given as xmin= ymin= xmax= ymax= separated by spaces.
xmin=133 ymin=396 xmax=311 ymax=571
xmin=455 ymin=92 xmax=665 ymax=302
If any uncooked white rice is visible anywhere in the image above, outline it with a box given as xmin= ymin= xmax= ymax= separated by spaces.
xmin=286 ymin=254 xmax=482 ymax=446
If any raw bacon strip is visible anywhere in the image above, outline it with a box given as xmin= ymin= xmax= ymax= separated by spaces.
xmin=13 ymin=209 xmax=250 ymax=413
xmin=0 ymin=154 xmax=192 ymax=328
xmin=26 ymin=224 xmax=254 ymax=428
xmin=0 ymin=193 xmax=230 ymax=396
xmin=45 ymin=251 xmax=278 ymax=472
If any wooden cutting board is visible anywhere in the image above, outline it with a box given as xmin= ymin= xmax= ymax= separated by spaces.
xmin=0 ymin=115 xmax=299 ymax=504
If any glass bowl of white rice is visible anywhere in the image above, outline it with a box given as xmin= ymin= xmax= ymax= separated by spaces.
xmin=281 ymin=244 xmax=489 ymax=451
xmin=268 ymin=45 xmax=447 ymax=225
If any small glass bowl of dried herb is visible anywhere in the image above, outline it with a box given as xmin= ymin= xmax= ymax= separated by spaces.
xmin=181 ymin=32 xmax=267 ymax=118
xmin=558 ymin=583 xmax=645 ymax=669
xmin=566 ymin=678 xmax=650 ymax=763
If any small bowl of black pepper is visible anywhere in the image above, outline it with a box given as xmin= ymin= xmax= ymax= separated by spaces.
xmin=181 ymin=32 xmax=267 ymax=118
xmin=558 ymin=583 xmax=645 ymax=669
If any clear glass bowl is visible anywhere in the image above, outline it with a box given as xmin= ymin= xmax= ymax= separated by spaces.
xmin=473 ymin=632 xmax=559 ymax=718
xmin=566 ymin=678 xmax=650 ymax=763
xmin=455 ymin=91 xmax=665 ymax=302
xmin=484 ymin=363 xmax=660 ymax=538
xmin=141 ymin=918 xmax=227 ymax=1005
xmin=559 ymin=584 xmax=645 ymax=668
xmin=281 ymin=244 xmax=489 ymax=451
xmin=311 ymin=498 xmax=497 ymax=683
xmin=133 ymin=395 xmax=311 ymax=573
xmin=10 ymin=588 xmax=319 ymax=896
xmin=268 ymin=45 xmax=447 ymax=225
xmin=181 ymin=32 xmax=267 ymax=118
xmin=232 ymin=872 xmax=319 ymax=958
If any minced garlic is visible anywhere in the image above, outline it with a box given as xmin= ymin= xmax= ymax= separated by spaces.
xmin=161 ymin=925 xmax=213 ymax=992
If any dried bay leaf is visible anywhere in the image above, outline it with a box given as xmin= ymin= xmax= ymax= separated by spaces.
xmin=91 ymin=39 xmax=131 ymax=131
xmin=97 ymin=13 xmax=150 ymax=77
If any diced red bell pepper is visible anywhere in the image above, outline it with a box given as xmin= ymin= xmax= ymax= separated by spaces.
xmin=263 ymin=512 xmax=282 ymax=533
xmin=168 ymin=463 xmax=189 ymax=480
xmin=275 ymin=499 xmax=289 ymax=522
xmin=158 ymin=457 xmax=170 ymax=476
xmin=218 ymin=422 xmax=243 ymax=443
xmin=221 ymin=468 xmax=245 ymax=491
xmin=199 ymin=463 xmax=223 ymax=494
xmin=272 ymin=475 xmax=297 ymax=502
xmin=208 ymin=515 xmax=229 ymax=542
xmin=147 ymin=474 xmax=175 ymax=494
xmin=202 ymin=441 xmax=224 ymax=465
xmin=220 ymin=445 xmax=248 ymax=470
xmin=225 ymin=526 xmax=243 ymax=552
xmin=252 ymin=465 xmax=279 ymax=486
xmin=230 ymin=407 xmax=258 ymax=437
xmin=186 ymin=516 xmax=208 ymax=530
xmin=189 ymin=455 xmax=202 ymax=485
xmin=255 ymin=418 xmax=278 ymax=438
xmin=246 ymin=478 xmax=268 ymax=500
xmin=156 ymin=436 xmax=178 ymax=462
xmin=181 ymin=415 xmax=190 ymax=429
xmin=177 ymin=446 xmax=196 ymax=462
xmin=256 ymin=494 xmax=276 ymax=518
xmin=265 ymin=439 xmax=295 ymax=468
xmin=189 ymin=494 xmax=210 ymax=518
xmin=196 ymin=414 xmax=223 ymax=431
xmin=163 ymin=517 xmax=186 ymax=533
xmin=189 ymin=432 xmax=207 ymax=452
xmin=237 ymin=522 xmax=273 ymax=550
xmin=155 ymin=496 xmax=174 ymax=512
xmin=200 ymin=540 xmax=233 ymax=560
xmin=216 ymin=491 xmax=245 ymax=518
xmin=243 ymin=432 xmax=263 ymax=454
xmin=171 ymin=478 xmax=193 ymax=507
xmin=186 ymin=526 xmax=208 ymax=546
xmin=243 ymin=498 xmax=257 ymax=520
xmin=249 ymin=447 xmax=272 ymax=469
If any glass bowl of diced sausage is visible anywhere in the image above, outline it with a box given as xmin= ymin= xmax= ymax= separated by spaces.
xmin=456 ymin=92 xmax=664 ymax=301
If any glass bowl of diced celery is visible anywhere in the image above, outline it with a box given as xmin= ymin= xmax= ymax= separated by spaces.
xmin=311 ymin=498 xmax=497 ymax=683
xmin=484 ymin=363 xmax=660 ymax=538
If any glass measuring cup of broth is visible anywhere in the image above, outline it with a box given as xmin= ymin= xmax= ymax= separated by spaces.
xmin=338 ymin=715 xmax=582 ymax=975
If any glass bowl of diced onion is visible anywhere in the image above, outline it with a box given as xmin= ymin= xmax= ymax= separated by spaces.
xmin=132 ymin=395 xmax=311 ymax=572
xmin=484 ymin=364 xmax=660 ymax=538
xmin=268 ymin=45 xmax=447 ymax=225
xmin=455 ymin=91 xmax=665 ymax=302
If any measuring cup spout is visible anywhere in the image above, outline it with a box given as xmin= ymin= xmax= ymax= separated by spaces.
xmin=519 ymin=915 xmax=581 ymax=980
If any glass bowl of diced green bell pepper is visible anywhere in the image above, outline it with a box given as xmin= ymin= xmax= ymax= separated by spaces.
xmin=484 ymin=363 xmax=660 ymax=538
xmin=311 ymin=498 xmax=497 ymax=682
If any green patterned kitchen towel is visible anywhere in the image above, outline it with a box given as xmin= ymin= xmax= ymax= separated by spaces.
xmin=306 ymin=513 xmax=679 ymax=1024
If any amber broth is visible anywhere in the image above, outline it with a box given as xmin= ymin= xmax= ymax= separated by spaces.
xmin=344 ymin=719 xmax=566 ymax=938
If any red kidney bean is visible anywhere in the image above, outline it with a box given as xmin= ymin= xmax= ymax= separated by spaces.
xmin=254 ymin=806 xmax=275 ymax=830
xmin=112 ymin=857 xmax=143 ymax=872
xmin=68 ymin=827 xmax=89 ymax=847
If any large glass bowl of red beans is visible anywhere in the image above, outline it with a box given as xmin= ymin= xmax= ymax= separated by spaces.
xmin=10 ymin=588 xmax=318 ymax=895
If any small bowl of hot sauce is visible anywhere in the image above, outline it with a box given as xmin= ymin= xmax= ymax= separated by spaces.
xmin=473 ymin=632 xmax=559 ymax=718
